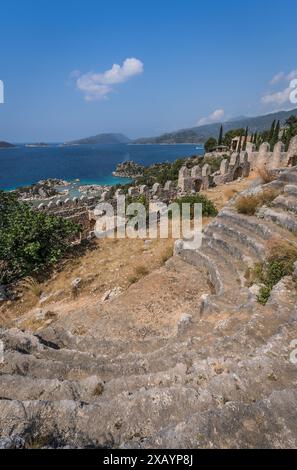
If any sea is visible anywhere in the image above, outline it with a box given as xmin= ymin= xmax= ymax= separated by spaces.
xmin=0 ymin=143 xmax=204 ymax=191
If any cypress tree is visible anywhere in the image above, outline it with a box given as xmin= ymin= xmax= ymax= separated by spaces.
xmin=237 ymin=133 xmax=243 ymax=153
xmin=269 ymin=120 xmax=276 ymax=141
xmin=271 ymin=121 xmax=280 ymax=148
xmin=218 ymin=125 xmax=223 ymax=146
xmin=242 ymin=127 xmax=248 ymax=151
xmin=274 ymin=120 xmax=280 ymax=140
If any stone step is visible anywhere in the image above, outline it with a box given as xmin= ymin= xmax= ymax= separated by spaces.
xmin=202 ymin=237 xmax=244 ymax=278
xmin=218 ymin=208 xmax=297 ymax=249
xmin=128 ymin=388 xmax=297 ymax=449
xmin=205 ymin=220 xmax=266 ymax=262
xmin=273 ymin=194 xmax=297 ymax=215
xmin=217 ymin=209 xmax=272 ymax=240
xmin=284 ymin=184 xmax=297 ymax=197
xmin=33 ymin=325 xmax=169 ymax=360
xmin=278 ymin=169 xmax=297 ymax=185
xmin=0 ymin=385 xmax=223 ymax=448
xmin=261 ymin=207 xmax=297 ymax=235
xmin=0 ymin=374 xmax=103 ymax=402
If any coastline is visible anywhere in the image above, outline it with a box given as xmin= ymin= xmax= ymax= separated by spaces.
xmin=0 ymin=143 xmax=203 ymax=191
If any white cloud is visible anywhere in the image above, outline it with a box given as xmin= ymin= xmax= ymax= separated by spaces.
xmin=261 ymin=87 xmax=292 ymax=105
xmin=75 ymin=58 xmax=144 ymax=101
xmin=262 ymin=69 xmax=297 ymax=107
xmin=270 ymin=72 xmax=285 ymax=85
xmin=197 ymin=109 xmax=225 ymax=126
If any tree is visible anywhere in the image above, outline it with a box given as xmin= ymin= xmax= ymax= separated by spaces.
xmin=218 ymin=125 xmax=223 ymax=146
xmin=285 ymin=115 xmax=297 ymax=128
xmin=223 ymin=128 xmax=245 ymax=148
xmin=204 ymin=137 xmax=217 ymax=153
xmin=237 ymin=133 xmax=243 ymax=153
xmin=0 ymin=191 xmax=80 ymax=283
xmin=269 ymin=120 xmax=276 ymax=142
xmin=242 ymin=127 xmax=248 ymax=151
xmin=270 ymin=120 xmax=280 ymax=148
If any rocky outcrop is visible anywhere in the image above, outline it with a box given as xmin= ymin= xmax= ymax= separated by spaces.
xmin=112 ymin=161 xmax=144 ymax=178
xmin=15 ymin=179 xmax=69 ymax=201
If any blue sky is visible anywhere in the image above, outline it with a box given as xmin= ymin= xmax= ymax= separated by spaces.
xmin=0 ymin=0 xmax=297 ymax=142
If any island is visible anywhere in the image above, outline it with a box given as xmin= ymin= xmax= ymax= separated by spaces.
xmin=0 ymin=141 xmax=16 ymax=148
xmin=67 ymin=133 xmax=131 ymax=145
xmin=112 ymin=160 xmax=144 ymax=178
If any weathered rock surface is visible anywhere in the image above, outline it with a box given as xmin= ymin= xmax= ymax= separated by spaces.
xmin=1 ymin=168 xmax=297 ymax=448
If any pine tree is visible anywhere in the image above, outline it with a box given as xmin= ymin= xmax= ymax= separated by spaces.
xmin=218 ymin=125 xmax=223 ymax=146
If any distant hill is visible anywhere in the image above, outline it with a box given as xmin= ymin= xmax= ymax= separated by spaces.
xmin=0 ymin=141 xmax=15 ymax=148
xmin=134 ymin=108 xmax=297 ymax=144
xmin=67 ymin=133 xmax=131 ymax=145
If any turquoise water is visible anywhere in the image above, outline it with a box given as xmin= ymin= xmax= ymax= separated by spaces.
xmin=0 ymin=143 xmax=204 ymax=190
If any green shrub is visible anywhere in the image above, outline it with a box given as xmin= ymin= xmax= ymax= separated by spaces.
xmin=173 ymin=194 xmax=218 ymax=218
xmin=258 ymin=286 xmax=271 ymax=305
xmin=0 ymin=191 xmax=80 ymax=283
xmin=249 ymin=239 xmax=297 ymax=305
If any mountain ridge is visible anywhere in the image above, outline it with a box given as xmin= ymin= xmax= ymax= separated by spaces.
xmin=67 ymin=133 xmax=131 ymax=145
xmin=133 ymin=108 xmax=297 ymax=144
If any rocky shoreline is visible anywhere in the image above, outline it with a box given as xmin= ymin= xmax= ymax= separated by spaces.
xmin=112 ymin=160 xmax=144 ymax=178
xmin=14 ymin=179 xmax=69 ymax=201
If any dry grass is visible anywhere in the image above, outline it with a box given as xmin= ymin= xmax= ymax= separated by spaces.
xmin=235 ymin=195 xmax=260 ymax=216
xmin=257 ymin=166 xmax=276 ymax=184
xmin=266 ymin=238 xmax=297 ymax=265
xmin=92 ymin=383 xmax=104 ymax=396
xmin=135 ymin=265 xmax=149 ymax=276
xmin=235 ymin=189 xmax=281 ymax=216
xmin=223 ymin=187 xmax=238 ymax=202
xmin=19 ymin=277 xmax=42 ymax=298
xmin=127 ymin=274 xmax=139 ymax=285
xmin=161 ymin=246 xmax=174 ymax=264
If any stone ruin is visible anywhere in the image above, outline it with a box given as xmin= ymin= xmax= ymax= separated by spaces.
xmin=246 ymin=135 xmax=297 ymax=170
xmin=177 ymin=136 xmax=297 ymax=193
xmin=33 ymin=195 xmax=98 ymax=239
xmin=177 ymin=164 xmax=213 ymax=193
xmin=31 ymin=136 xmax=297 ymax=239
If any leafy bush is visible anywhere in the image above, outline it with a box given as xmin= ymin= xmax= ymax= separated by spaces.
xmin=248 ymin=239 xmax=297 ymax=305
xmin=173 ymin=194 xmax=218 ymax=218
xmin=204 ymin=137 xmax=217 ymax=153
xmin=0 ymin=191 xmax=80 ymax=283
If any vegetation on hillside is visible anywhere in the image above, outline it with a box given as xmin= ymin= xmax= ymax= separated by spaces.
xmin=0 ymin=191 xmax=80 ymax=284
xmin=173 ymin=194 xmax=218 ymax=218
xmin=250 ymin=115 xmax=297 ymax=151
xmin=246 ymin=239 xmax=297 ymax=305
xmin=235 ymin=189 xmax=280 ymax=216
